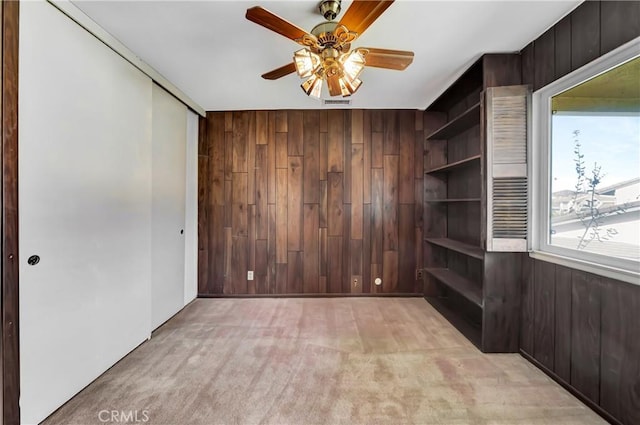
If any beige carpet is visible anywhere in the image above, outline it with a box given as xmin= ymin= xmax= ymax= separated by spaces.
xmin=43 ymin=298 xmax=604 ymax=425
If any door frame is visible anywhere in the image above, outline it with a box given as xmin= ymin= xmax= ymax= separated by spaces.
xmin=2 ymin=1 xmax=20 ymax=424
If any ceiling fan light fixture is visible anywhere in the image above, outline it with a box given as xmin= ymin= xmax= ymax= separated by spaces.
xmin=340 ymin=49 xmax=367 ymax=81
xmin=294 ymin=48 xmax=321 ymax=78
xmin=339 ymin=76 xmax=362 ymax=97
xmin=319 ymin=0 xmax=341 ymax=21
xmin=301 ymin=74 xmax=323 ymax=99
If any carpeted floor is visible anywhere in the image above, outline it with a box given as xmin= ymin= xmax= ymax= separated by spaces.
xmin=43 ymin=297 xmax=605 ymax=425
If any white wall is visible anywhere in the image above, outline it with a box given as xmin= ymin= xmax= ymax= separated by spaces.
xmin=151 ymin=84 xmax=187 ymax=329
xmin=18 ymin=2 xmax=198 ymax=423
xmin=185 ymin=111 xmax=199 ymax=305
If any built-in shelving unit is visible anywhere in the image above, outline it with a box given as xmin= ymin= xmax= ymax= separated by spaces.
xmin=424 ymin=268 xmax=482 ymax=307
xmin=423 ymin=54 xmax=523 ymax=353
xmin=425 ymin=154 xmax=481 ymax=173
xmin=426 ymin=102 xmax=481 ymax=140
xmin=425 ymin=198 xmax=481 ymax=203
xmin=424 ymin=238 xmax=484 ymax=259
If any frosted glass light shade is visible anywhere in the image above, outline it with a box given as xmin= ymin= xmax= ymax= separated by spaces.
xmin=294 ymin=49 xmax=321 ymax=78
xmin=301 ymin=74 xmax=323 ymax=99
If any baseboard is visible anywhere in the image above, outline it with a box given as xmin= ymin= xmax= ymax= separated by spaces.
xmin=197 ymin=293 xmax=424 ymax=298
xmin=519 ymin=350 xmax=620 ymax=425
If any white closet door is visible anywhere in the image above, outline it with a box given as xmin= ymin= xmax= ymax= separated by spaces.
xmin=151 ymin=84 xmax=187 ymax=329
xmin=19 ymin=2 xmax=153 ymax=424
xmin=184 ymin=111 xmax=199 ymax=305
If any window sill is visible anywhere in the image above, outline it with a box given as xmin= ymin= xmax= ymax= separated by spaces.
xmin=530 ymin=250 xmax=640 ymax=286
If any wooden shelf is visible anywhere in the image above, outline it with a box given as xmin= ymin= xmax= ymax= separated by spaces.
xmin=425 ymin=198 xmax=481 ymax=203
xmin=425 ymin=155 xmax=481 ymax=174
xmin=425 ymin=296 xmax=481 ymax=349
xmin=426 ymin=102 xmax=480 ymax=140
xmin=425 ymin=268 xmax=483 ymax=308
xmin=425 ymin=238 xmax=484 ymax=260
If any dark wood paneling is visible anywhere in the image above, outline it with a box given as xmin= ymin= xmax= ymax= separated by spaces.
xmin=287 ymin=251 xmax=303 ymax=293
xmin=482 ymin=253 xmax=521 ymax=353
xmin=398 ymin=110 xmax=415 ymax=204
xmin=303 ymin=204 xmax=319 ymax=293
xmin=383 ymin=110 xmax=399 ymax=155
xmin=2 ymin=2 xmax=20 ymax=422
xmin=232 ymin=111 xmax=249 ymax=172
xmin=397 ymin=204 xmax=415 ymax=292
xmin=554 ymin=16 xmax=571 ymax=80
xmin=600 ymin=1 xmax=640 ymax=56
xmin=571 ymin=271 xmax=601 ymax=404
xmin=327 ymin=236 xmax=343 ymax=293
xmin=533 ymin=260 xmax=556 ymax=370
xmin=521 ymin=42 xmax=534 ymax=88
xmin=534 ymin=27 xmax=555 ymax=91
xmin=327 ymin=172 xmax=344 ymax=237
xmin=519 ymin=255 xmax=535 ymax=353
xmin=200 ymin=109 xmax=422 ymax=295
xmin=351 ymin=144 xmax=363 ymax=239
xmin=343 ymin=111 xmax=351 ymax=204
xmin=382 ymin=155 xmax=398 ymax=251
xmin=571 ymin=0 xmax=601 ymax=71
xmin=255 ymin=145 xmax=268 ymax=240
xmin=327 ymin=110 xmax=344 ymax=172
xmin=303 ymin=111 xmax=320 ymax=203
xmin=371 ymin=168 xmax=384 ymax=266
xmin=287 ymin=110 xmax=303 ymax=156
xmin=287 ymin=156 xmax=303 ymax=251
xmin=275 ymin=168 xmax=288 ymax=263
xmin=600 ymin=279 xmax=640 ymax=425
xmin=482 ymin=54 xmax=522 ymax=88
xmin=554 ymin=265 xmax=572 ymax=382
xmin=517 ymin=5 xmax=640 ymax=422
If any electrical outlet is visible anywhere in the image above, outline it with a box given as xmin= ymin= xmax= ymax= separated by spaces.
xmin=416 ymin=269 xmax=423 ymax=280
xmin=247 ymin=271 xmax=254 ymax=280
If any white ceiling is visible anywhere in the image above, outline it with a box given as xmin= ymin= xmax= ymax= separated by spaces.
xmin=71 ymin=0 xmax=581 ymax=111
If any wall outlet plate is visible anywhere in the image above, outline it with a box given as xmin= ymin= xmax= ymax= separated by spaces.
xmin=247 ymin=271 xmax=254 ymax=280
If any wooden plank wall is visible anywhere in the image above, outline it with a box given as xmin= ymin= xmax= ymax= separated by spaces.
xmin=2 ymin=2 xmax=20 ymax=424
xmin=198 ymin=109 xmax=425 ymax=295
xmin=519 ymin=2 xmax=640 ymax=424
xmin=520 ymin=257 xmax=640 ymax=425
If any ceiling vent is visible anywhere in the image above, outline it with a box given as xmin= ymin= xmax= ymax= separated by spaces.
xmin=323 ymin=99 xmax=351 ymax=106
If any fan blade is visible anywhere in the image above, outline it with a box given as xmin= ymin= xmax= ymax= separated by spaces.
xmin=362 ymin=48 xmax=414 ymax=70
xmin=246 ymin=6 xmax=310 ymax=42
xmin=326 ymin=74 xmax=342 ymax=97
xmin=262 ymin=63 xmax=297 ymax=80
xmin=338 ymin=0 xmax=394 ymax=37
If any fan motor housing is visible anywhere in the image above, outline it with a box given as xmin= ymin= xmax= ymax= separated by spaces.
xmin=319 ymin=0 xmax=341 ymax=21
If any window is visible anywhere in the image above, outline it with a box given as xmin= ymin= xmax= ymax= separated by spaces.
xmin=532 ymin=38 xmax=640 ymax=284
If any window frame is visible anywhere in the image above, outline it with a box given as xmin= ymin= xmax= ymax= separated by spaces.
xmin=531 ymin=36 xmax=640 ymax=285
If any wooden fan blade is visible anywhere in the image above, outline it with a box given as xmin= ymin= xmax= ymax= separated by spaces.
xmin=246 ymin=6 xmax=309 ymax=42
xmin=262 ymin=63 xmax=297 ymax=80
xmin=337 ymin=0 xmax=394 ymax=37
xmin=326 ymin=74 xmax=342 ymax=97
xmin=362 ymin=48 xmax=414 ymax=70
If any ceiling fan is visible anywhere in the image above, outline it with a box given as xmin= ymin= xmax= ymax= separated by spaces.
xmin=246 ymin=0 xmax=414 ymax=99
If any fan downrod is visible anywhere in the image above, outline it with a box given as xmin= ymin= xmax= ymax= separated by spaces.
xmin=319 ymin=0 xmax=341 ymax=21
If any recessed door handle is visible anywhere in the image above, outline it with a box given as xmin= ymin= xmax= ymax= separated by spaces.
xmin=27 ymin=255 xmax=40 ymax=266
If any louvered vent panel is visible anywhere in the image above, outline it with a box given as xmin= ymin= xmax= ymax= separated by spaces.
xmin=486 ymin=86 xmax=529 ymax=252
xmin=492 ymin=96 xmax=527 ymax=165
xmin=492 ymin=178 xmax=528 ymax=238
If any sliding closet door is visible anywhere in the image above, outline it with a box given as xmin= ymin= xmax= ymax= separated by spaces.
xmin=151 ymin=84 xmax=187 ymax=329
xmin=184 ymin=111 xmax=199 ymax=305
xmin=19 ymin=2 xmax=152 ymax=424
